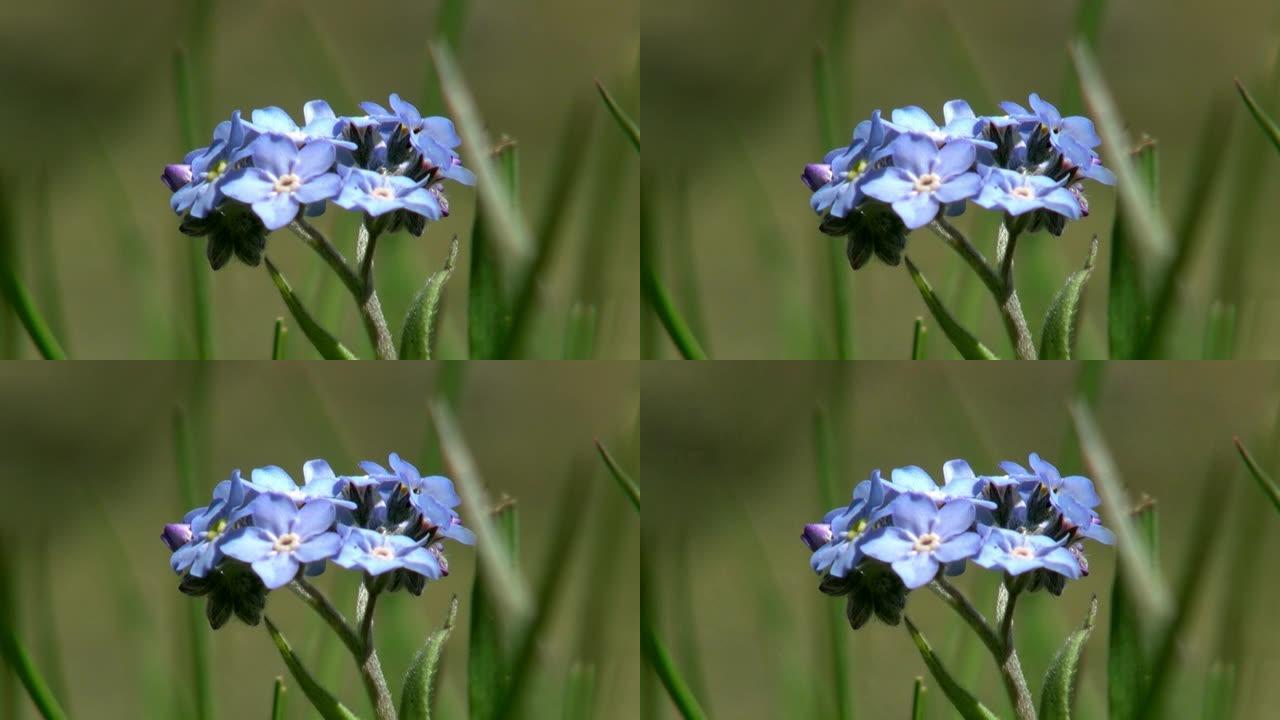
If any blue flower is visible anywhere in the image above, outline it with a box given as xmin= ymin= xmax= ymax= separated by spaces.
xmin=221 ymin=136 xmax=343 ymax=230
xmin=885 ymin=101 xmax=996 ymax=149
xmin=245 ymin=460 xmax=357 ymax=511
xmin=808 ymin=469 xmax=891 ymax=577
xmin=809 ymin=110 xmax=891 ymax=218
xmin=246 ymin=101 xmax=356 ymax=150
xmin=860 ymin=135 xmax=983 ymax=229
xmin=332 ymin=527 xmax=443 ymax=579
xmin=859 ymin=495 xmax=982 ymax=589
xmin=973 ymin=527 xmax=1082 ymax=579
xmin=334 ymin=169 xmax=443 ymax=219
xmin=171 ymin=110 xmax=253 ymax=219
xmin=170 ymin=470 xmax=252 ymax=578
xmin=999 ymin=453 xmax=1100 ymax=510
xmin=358 ymin=453 xmax=473 ymax=544
xmin=884 ymin=460 xmax=997 ymax=511
xmin=973 ymin=168 xmax=1082 ymax=219
xmin=220 ymin=495 xmax=343 ymax=589
xmin=1000 ymin=93 xmax=1099 ymax=166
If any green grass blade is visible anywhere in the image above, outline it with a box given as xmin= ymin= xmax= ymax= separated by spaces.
xmin=594 ymin=80 xmax=639 ymax=152
xmin=912 ymin=678 xmax=926 ymax=720
xmin=272 ymin=677 xmax=287 ymax=720
xmin=669 ymin=172 xmax=711 ymax=352
xmin=401 ymin=235 xmax=460 ymax=359
xmin=1042 ymin=235 xmax=1099 ymax=359
xmin=1201 ymin=301 xmax=1236 ymax=360
xmin=903 ymin=617 xmax=1000 ymax=720
xmin=1232 ymin=437 xmax=1280 ymax=513
xmin=29 ymin=171 xmax=67 ymax=351
xmin=432 ymin=42 xmax=533 ymax=267
xmin=400 ymin=595 xmax=459 ymax=720
xmin=431 ymin=400 xmax=532 ymax=621
xmin=594 ymin=439 xmax=639 ymax=512
xmin=468 ymin=143 xmax=518 ymax=358
xmin=1040 ymin=595 xmax=1099 ymax=720
xmin=561 ymin=663 xmax=596 ymax=720
xmin=1236 ymin=77 xmax=1280 ymax=152
xmin=1061 ymin=0 xmax=1109 ymax=115
xmin=812 ymin=46 xmax=855 ymax=360
xmin=911 ymin=317 xmax=927 ymax=359
xmin=0 ymin=180 xmax=66 ymax=360
xmin=173 ymin=408 xmax=214 ymax=720
xmin=904 ymin=256 xmax=998 ymax=360
xmin=172 ymin=47 xmax=214 ymax=359
xmin=812 ymin=409 xmax=852 ymax=720
xmin=1200 ymin=662 xmax=1235 ymax=720
xmin=264 ymin=257 xmax=357 ymax=360
xmin=641 ymin=557 xmax=708 ymax=720
xmin=1107 ymin=500 xmax=1158 ymax=720
xmin=562 ymin=302 xmax=598 ymax=359
xmin=467 ymin=504 xmax=518 ymax=720
xmin=1071 ymin=41 xmax=1174 ymax=278
xmin=1108 ymin=141 xmax=1157 ymax=359
xmin=641 ymin=175 xmax=708 ymax=359
xmin=0 ymin=540 xmax=68 ymax=720
xmin=272 ymin=317 xmax=287 ymax=359
xmin=263 ymin=617 xmax=361 ymax=720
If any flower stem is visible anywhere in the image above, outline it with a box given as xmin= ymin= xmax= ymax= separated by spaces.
xmin=931 ymin=578 xmax=1036 ymax=720
xmin=355 ymin=581 xmax=396 ymax=720
xmin=289 ymin=579 xmax=360 ymax=655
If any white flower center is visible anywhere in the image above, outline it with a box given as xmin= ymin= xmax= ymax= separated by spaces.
xmin=1011 ymin=185 xmax=1035 ymax=200
xmin=371 ymin=186 xmax=396 ymax=200
xmin=273 ymin=532 xmax=302 ymax=554
xmin=371 ymin=546 xmax=395 ymax=559
xmin=273 ymin=173 xmax=303 ymax=194
xmin=912 ymin=532 xmax=942 ymax=554
xmin=1011 ymin=545 xmax=1035 ymax=559
xmin=913 ymin=173 xmax=942 ymax=194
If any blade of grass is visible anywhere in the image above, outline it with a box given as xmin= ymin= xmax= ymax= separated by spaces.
xmin=1071 ymin=41 xmax=1174 ymax=278
xmin=812 ymin=45 xmax=854 ymax=359
xmin=272 ymin=317 xmax=288 ymax=359
xmin=31 ymin=544 xmax=67 ymax=713
xmin=1200 ymin=662 xmax=1235 ymax=720
xmin=0 ymin=179 xmax=66 ymax=360
xmin=1106 ymin=499 xmax=1158 ymax=720
xmin=263 ymin=617 xmax=361 ymax=720
xmin=911 ymin=317 xmax=927 ymax=359
xmin=1061 ymin=0 xmax=1109 ymax=115
xmin=1236 ymin=77 xmax=1280 ymax=152
xmin=272 ymin=677 xmax=287 ymax=720
xmin=1232 ymin=437 xmax=1280 ymax=513
xmin=641 ymin=175 xmax=708 ymax=359
xmin=467 ymin=503 xmax=517 ymax=720
xmin=903 ymin=617 xmax=1000 ymax=720
xmin=174 ymin=408 xmax=214 ymax=720
xmin=594 ymin=80 xmax=639 ymax=152
xmin=401 ymin=235 xmax=460 ymax=360
xmin=562 ymin=302 xmax=598 ymax=359
xmin=264 ymin=256 xmax=357 ymax=360
xmin=904 ymin=256 xmax=998 ymax=360
xmin=911 ymin=678 xmax=926 ymax=720
xmin=594 ymin=439 xmax=639 ymax=512
xmin=1108 ymin=141 xmax=1157 ymax=359
xmin=813 ymin=409 xmax=852 ymax=720
xmin=468 ymin=143 xmax=518 ymax=358
xmin=172 ymin=47 xmax=214 ymax=359
xmin=29 ymin=170 xmax=67 ymax=350
xmin=0 ymin=540 xmax=68 ymax=720
xmin=641 ymin=556 xmax=708 ymax=720
xmin=400 ymin=595 xmax=458 ymax=720
xmin=421 ymin=0 xmax=470 ymax=110
xmin=561 ymin=663 xmax=596 ymax=720
xmin=1201 ymin=301 xmax=1236 ymax=359
xmin=669 ymin=172 xmax=711 ymax=352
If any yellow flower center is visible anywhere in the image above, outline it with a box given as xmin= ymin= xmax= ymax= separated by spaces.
xmin=843 ymin=518 xmax=868 ymax=541
xmin=204 ymin=160 xmax=228 ymax=182
xmin=844 ymin=159 xmax=869 ymax=182
xmin=203 ymin=519 xmax=227 ymax=541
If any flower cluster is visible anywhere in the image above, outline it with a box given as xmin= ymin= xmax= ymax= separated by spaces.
xmin=162 ymin=95 xmax=474 ymax=270
xmin=801 ymin=454 xmax=1111 ymax=629
xmin=161 ymin=453 xmax=473 ymax=629
xmin=801 ymin=95 xmax=1114 ymax=269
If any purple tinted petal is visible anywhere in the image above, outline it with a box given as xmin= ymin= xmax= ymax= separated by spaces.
xmin=934 ymin=173 xmax=981 ymax=203
xmin=220 ymin=169 xmax=277 ymax=204
xmin=858 ymin=527 xmax=915 ymax=563
xmin=934 ymin=531 xmax=981 ymax=562
xmin=303 ymin=100 xmax=336 ymax=125
xmin=933 ymin=501 xmax=976 ymax=537
xmin=302 ymin=459 xmax=336 ymax=486
xmin=891 ymin=135 xmax=938 ymax=175
xmin=1040 ymin=547 xmax=1083 ymax=578
xmin=859 ymin=168 xmax=915 ymax=203
xmin=253 ymin=193 xmax=301 ymax=231
xmin=251 ymin=106 xmax=300 ymax=133
xmin=942 ymin=99 xmax=976 ymax=125
xmin=1028 ymin=94 xmax=1061 ymax=125
xmin=890 ymin=466 xmax=938 ymax=493
xmin=400 ymin=548 xmax=443 ymax=579
xmin=253 ymin=553 xmax=300 ymax=589
xmin=942 ymin=459 xmax=975 ymax=485
xmin=892 ymin=192 xmax=940 ymax=230
xmin=422 ymin=117 xmax=461 ymax=148
xmin=294 ymin=174 xmax=342 ymax=204
xmin=251 ymin=135 xmax=298 ymax=177
xmin=294 ymin=142 xmax=337 ymax=179
xmin=388 ymin=93 xmax=422 ymax=124
xmin=294 ymin=532 xmax=342 ymax=562
xmin=388 ymin=453 xmax=420 ymax=481
xmin=934 ymin=142 xmax=977 ymax=177
xmin=890 ymin=105 xmax=939 ymax=133
xmin=220 ymin=527 xmax=275 ymax=563
xmin=420 ymin=475 xmax=461 ymax=506
xmin=1060 ymin=116 xmax=1100 ymax=147
xmin=1028 ymin=453 xmax=1060 ymax=483
xmin=293 ymin=500 xmax=337 ymax=538
xmin=1059 ymin=476 xmax=1100 ymax=506
xmin=892 ymin=553 xmax=940 ymax=589
xmin=890 ymin=495 xmax=937 ymax=535
xmin=359 ymin=461 xmax=391 ymax=477
xmin=251 ymin=495 xmax=297 ymax=536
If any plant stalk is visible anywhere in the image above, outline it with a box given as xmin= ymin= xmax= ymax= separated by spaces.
xmin=931 ymin=578 xmax=1036 ymax=720
xmin=356 ymin=582 xmax=396 ymax=720
xmin=929 ymin=218 xmax=1036 ymax=359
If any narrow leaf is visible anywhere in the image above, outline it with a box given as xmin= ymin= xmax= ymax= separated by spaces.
xmin=1042 ymin=235 xmax=1100 ymax=359
xmin=641 ymin=554 xmax=708 ymax=720
xmin=1236 ymin=77 xmax=1280 ymax=153
xmin=272 ymin=677 xmax=287 ymax=720
xmin=594 ymin=80 xmax=639 ymax=152
xmin=911 ymin=317 xmax=927 ymax=359
xmin=812 ymin=45 xmax=854 ymax=359
xmin=561 ymin=663 xmax=596 ymax=720
xmin=401 ymin=234 xmax=460 ymax=359
xmin=903 ymin=617 xmax=1000 ymax=720
xmin=562 ymin=302 xmax=598 ymax=359
xmin=400 ymin=595 xmax=459 ymax=720
xmin=468 ymin=144 xmax=518 ymax=358
xmin=813 ymin=408 xmax=851 ymax=720
xmin=467 ymin=504 xmax=518 ymax=720
xmin=172 ymin=47 xmax=214 ymax=359
xmin=595 ymin=439 xmax=639 ymax=512
xmin=912 ymin=678 xmax=926 ymax=720
xmin=0 ymin=179 xmax=67 ymax=359
xmin=263 ymin=257 xmax=357 ymax=360
xmin=1107 ymin=501 xmax=1158 ymax=720
xmin=1060 ymin=0 xmax=1109 ymax=114
xmin=1200 ymin=662 xmax=1236 ymax=720
xmin=641 ymin=174 xmax=708 ymax=359
xmin=1232 ymin=437 xmax=1280 ymax=514
xmin=173 ymin=408 xmax=214 ymax=720
xmin=1040 ymin=595 xmax=1099 ymax=720
xmin=904 ymin=256 xmax=998 ymax=360
xmin=1201 ymin=301 xmax=1236 ymax=359
xmin=263 ymin=617 xmax=361 ymax=720
xmin=272 ymin=317 xmax=287 ymax=359
xmin=0 ymin=541 xmax=68 ymax=720
xmin=1108 ymin=141 xmax=1157 ymax=359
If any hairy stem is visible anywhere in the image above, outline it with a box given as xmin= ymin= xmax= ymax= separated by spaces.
xmin=356 ymin=581 xmax=396 ymax=720
xmin=289 ymin=579 xmax=361 ymax=656
xmin=932 ymin=578 xmax=1036 ymax=720
xmin=355 ymin=223 xmax=396 ymax=360
xmin=290 ymin=220 xmax=362 ymax=297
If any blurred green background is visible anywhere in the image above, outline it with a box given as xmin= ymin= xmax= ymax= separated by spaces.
xmin=0 ymin=0 xmax=638 ymax=359
xmin=642 ymin=0 xmax=1280 ymax=359
xmin=642 ymin=362 xmax=1279 ymax=718
xmin=0 ymin=362 xmax=639 ymax=718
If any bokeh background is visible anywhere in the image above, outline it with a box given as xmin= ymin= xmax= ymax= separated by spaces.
xmin=0 ymin=0 xmax=638 ymax=359
xmin=642 ymin=362 xmax=1279 ymax=718
xmin=642 ymin=0 xmax=1280 ymax=359
xmin=0 ymin=362 xmax=639 ymax=719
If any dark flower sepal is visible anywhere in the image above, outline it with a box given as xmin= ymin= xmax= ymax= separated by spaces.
xmin=179 ymin=561 xmax=268 ymax=629
xmin=180 ymin=203 xmax=269 ymax=271
xmin=819 ymin=202 xmax=909 ymax=271
xmin=819 ymin=561 xmax=908 ymax=630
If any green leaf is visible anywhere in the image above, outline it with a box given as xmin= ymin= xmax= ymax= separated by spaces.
xmin=1040 ymin=595 xmax=1099 ymax=720
xmin=1107 ymin=501 xmax=1158 ymax=720
xmin=595 ymin=439 xmax=639 ymax=512
xmin=1060 ymin=0 xmax=1109 ymax=114
xmin=263 ymin=617 xmax=362 ymax=720
xmin=1232 ymin=437 xmax=1280 ymax=514
xmin=641 ymin=174 xmax=708 ymax=359
xmin=904 ymin=256 xmax=998 ymax=360
xmin=1071 ymin=41 xmax=1173 ymax=280
xmin=1108 ymin=141 xmax=1157 ymax=359
xmin=1201 ymin=301 xmax=1236 ymax=359
xmin=401 ymin=234 xmax=460 ymax=359
xmin=812 ymin=46 xmax=854 ymax=360
xmin=1236 ymin=77 xmax=1280 ymax=153
xmin=272 ymin=677 xmax=287 ymax=720
xmin=911 ymin=317 xmax=927 ymax=359
xmin=641 ymin=557 xmax=709 ymax=720
xmin=172 ymin=47 xmax=214 ymax=359
xmin=263 ymin=256 xmax=357 ymax=360
xmin=903 ymin=617 xmax=1000 ymax=720
xmin=812 ymin=408 xmax=852 ymax=720
xmin=173 ymin=408 xmax=214 ymax=720
xmin=0 ymin=540 xmax=69 ymax=720
xmin=561 ymin=663 xmax=596 ymax=720
xmin=594 ymin=80 xmax=639 ymax=152
xmin=468 ymin=143 xmax=517 ymax=359
xmin=271 ymin=317 xmax=287 ymax=359
xmin=1042 ymin=235 xmax=1100 ymax=359
xmin=0 ymin=178 xmax=67 ymax=360
xmin=467 ymin=505 xmax=518 ymax=720
xmin=912 ymin=677 xmax=926 ymax=720
xmin=400 ymin=595 xmax=459 ymax=720
xmin=1200 ymin=662 xmax=1236 ymax=720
